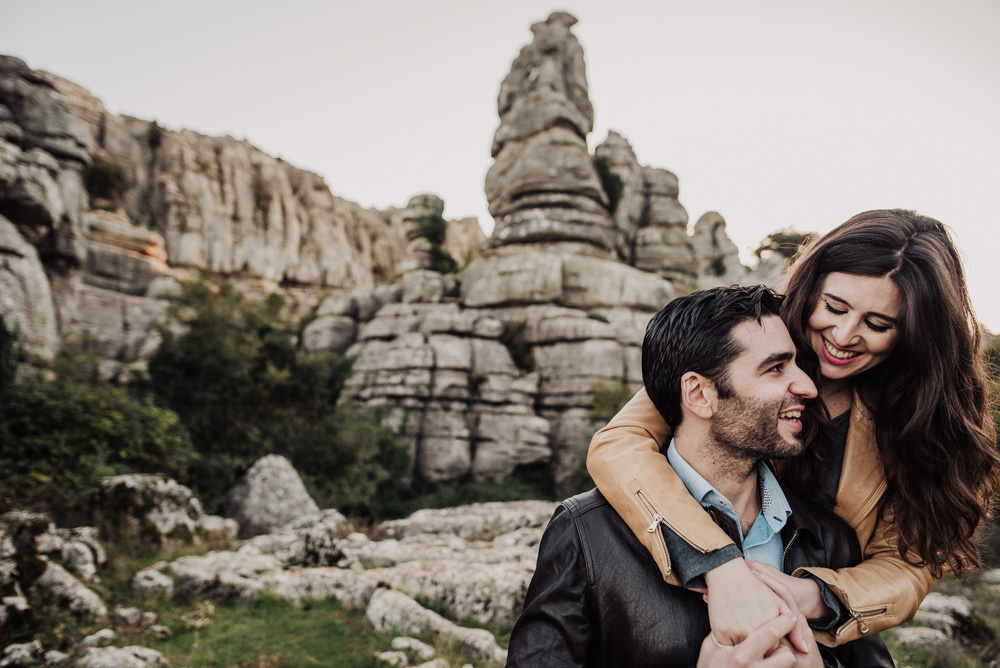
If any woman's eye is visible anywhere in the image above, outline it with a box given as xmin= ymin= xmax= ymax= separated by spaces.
xmin=865 ymin=320 xmax=893 ymax=333
xmin=824 ymin=301 xmax=847 ymax=315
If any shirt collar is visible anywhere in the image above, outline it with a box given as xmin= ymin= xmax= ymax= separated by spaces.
xmin=666 ymin=438 xmax=792 ymax=531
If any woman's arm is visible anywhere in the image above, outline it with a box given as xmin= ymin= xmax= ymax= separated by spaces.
xmin=794 ymin=508 xmax=934 ymax=645
xmin=587 ymin=388 xmax=734 ymax=569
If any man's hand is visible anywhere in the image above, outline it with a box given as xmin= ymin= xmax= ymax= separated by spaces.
xmin=697 ymin=613 xmax=800 ymax=668
xmin=746 ymin=560 xmax=829 ymax=621
xmin=703 ymin=559 xmax=812 ymax=654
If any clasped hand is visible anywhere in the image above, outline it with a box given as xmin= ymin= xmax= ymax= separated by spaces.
xmin=696 ymin=560 xmax=825 ymax=668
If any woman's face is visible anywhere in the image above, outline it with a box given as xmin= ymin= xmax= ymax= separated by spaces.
xmin=807 ymin=272 xmax=903 ymax=383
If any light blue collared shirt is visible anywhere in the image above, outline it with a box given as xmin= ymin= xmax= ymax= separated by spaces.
xmin=666 ymin=439 xmax=792 ymax=570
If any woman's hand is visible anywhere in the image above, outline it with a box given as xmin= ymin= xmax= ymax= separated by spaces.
xmin=703 ymin=559 xmax=812 ymax=654
xmin=751 ymin=567 xmax=824 ymax=668
xmin=746 ymin=560 xmax=830 ymax=622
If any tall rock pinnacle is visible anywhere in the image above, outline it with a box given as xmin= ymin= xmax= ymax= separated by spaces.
xmin=484 ymin=12 xmax=615 ymax=256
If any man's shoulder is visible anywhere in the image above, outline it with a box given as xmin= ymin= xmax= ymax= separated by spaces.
xmin=561 ymin=488 xmax=611 ymax=517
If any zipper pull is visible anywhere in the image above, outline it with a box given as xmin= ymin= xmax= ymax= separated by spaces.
xmin=646 ymin=514 xmax=664 ymax=533
xmin=850 ymin=608 xmax=870 ymax=634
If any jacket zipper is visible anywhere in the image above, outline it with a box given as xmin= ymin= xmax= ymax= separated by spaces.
xmin=780 ymin=530 xmax=799 ymax=573
xmin=635 ymin=490 xmax=672 ymax=574
xmin=829 ymin=586 xmax=886 ymax=636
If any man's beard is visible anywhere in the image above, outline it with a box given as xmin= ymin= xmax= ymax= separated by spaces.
xmin=709 ymin=390 xmax=806 ymax=466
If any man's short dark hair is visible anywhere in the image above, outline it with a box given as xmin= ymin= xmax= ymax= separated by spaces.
xmin=642 ymin=285 xmax=785 ymax=428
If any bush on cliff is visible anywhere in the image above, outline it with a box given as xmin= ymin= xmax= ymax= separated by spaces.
xmin=0 ymin=319 xmax=195 ymax=525
xmin=146 ymin=281 xmax=408 ymax=515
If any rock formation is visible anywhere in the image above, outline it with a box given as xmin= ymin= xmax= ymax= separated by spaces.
xmin=337 ymin=12 xmax=771 ymax=491
xmin=223 ymin=455 xmax=321 ymax=538
xmin=0 ymin=54 xmax=482 ymax=379
xmin=485 ymin=12 xmax=613 ymax=256
xmin=1 ymin=11 xmax=786 ymax=494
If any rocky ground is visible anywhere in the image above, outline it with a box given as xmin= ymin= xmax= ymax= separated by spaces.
xmin=2 ymin=455 xmax=999 ymax=667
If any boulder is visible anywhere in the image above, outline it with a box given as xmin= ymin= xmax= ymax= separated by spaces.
xmin=380 ymin=501 xmax=556 ymax=542
xmin=32 ymin=561 xmax=107 ymax=620
xmin=366 ymin=589 xmax=506 ymax=665
xmin=243 ymin=509 xmax=354 ymax=566
xmin=74 ymin=646 xmax=170 ymax=668
xmin=223 ymin=455 xmax=320 ymax=538
xmin=100 ymin=474 xmax=236 ymax=548
xmin=0 ymin=641 xmax=46 ymax=668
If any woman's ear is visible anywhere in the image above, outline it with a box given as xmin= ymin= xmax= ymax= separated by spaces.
xmin=680 ymin=371 xmax=717 ymax=419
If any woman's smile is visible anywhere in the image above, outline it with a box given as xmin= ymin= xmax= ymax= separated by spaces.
xmin=808 ymin=272 xmax=902 ymax=382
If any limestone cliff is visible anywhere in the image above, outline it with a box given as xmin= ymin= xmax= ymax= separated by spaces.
xmin=0 ymin=54 xmax=483 ymax=376
xmin=0 ymin=12 xmax=781 ymax=491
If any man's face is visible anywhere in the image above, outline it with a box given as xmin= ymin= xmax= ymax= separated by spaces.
xmin=709 ymin=315 xmax=818 ymax=461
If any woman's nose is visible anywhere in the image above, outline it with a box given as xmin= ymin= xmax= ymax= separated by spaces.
xmin=831 ymin=321 xmax=861 ymax=348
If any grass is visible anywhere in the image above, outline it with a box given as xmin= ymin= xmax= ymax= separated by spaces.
xmin=149 ymin=595 xmax=384 ymax=667
xmin=879 ymin=573 xmax=1000 ymax=668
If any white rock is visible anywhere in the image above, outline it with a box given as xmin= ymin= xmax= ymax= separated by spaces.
xmin=222 ymin=455 xmax=320 ymax=538
xmin=74 ymin=646 xmax=170 ymax=668
xmin=32 ymin=562 xmax=107 ymax=620
xmin=80 ymin=629 xmax=116 ymax=648
xmin=131 ymin=569 xmax=174 ymax=599
xmin=391 ymin=636 xmax=436 ymax=660
xmin=893 ymin=626 xmax=950 ymax=649
xmin=366 ymin=589 xmax=506 ymax=664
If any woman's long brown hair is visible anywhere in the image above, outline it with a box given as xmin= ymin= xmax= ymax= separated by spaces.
xmin=780 ymin=209 xmax=1000 ymax=577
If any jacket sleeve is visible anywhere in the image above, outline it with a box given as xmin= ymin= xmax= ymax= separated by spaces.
xmin=586 ymin=388 xmax=738 ymax=583
xmin=795 ymin=507 xmax=934 ymax=645
xmin=506 ymin=505 xmax=595 ymax=667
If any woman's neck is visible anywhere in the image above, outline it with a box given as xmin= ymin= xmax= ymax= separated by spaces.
xmin=820 ymin=377 xmax=854 ymax=417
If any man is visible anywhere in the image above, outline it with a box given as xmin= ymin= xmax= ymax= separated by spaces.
xmin=506 ymin=286 xmax=891 ymax=667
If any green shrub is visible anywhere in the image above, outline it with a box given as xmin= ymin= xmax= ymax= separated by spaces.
xmin=146 ymin=281 xmax=408 ymax=515
xmin=413 ymin=211 xmax=459 ymax=274
xmin=0 ymin=337 xmax=194 ymax=525
xmin=146 ymin=120 xmax=164 ymax=150
xmin=84 ymin=155 xmax=132 ymax=206
xmin=587 ymin=382 xmax=634 ymax=424
xmin=753 ymin=228 xmax=816 ymax=262
xmin=499 ymin=320 xmax=534 ymax=372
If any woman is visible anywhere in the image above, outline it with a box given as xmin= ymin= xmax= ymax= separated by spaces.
xmin=587 ymin=209 xmax=999 ymax=646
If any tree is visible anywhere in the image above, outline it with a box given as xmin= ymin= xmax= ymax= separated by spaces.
xmin=753 ymin=229 xmax=816 ymax=262
xmin=146 ymin=281 xmax=408 ymax=514
xmin=0 ymin=327 xmax=194 ymax=525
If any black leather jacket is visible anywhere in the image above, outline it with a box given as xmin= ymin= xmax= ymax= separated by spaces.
xmin=506 ymin=488 xmax=892 ymax=667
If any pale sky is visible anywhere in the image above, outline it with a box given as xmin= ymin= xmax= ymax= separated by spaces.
xmin=2 ymin=0 xmax=998 ymax=329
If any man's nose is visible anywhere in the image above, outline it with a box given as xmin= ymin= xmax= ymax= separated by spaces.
xmin=791 ymin=365 xmax=818 ymax=399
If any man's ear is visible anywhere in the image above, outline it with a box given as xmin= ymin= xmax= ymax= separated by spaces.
xmin=680 ymin=371 xmax=717 ymax=419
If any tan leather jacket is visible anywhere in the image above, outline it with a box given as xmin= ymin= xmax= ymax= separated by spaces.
xmin=587 ymin=388 xmax=934 ymax=646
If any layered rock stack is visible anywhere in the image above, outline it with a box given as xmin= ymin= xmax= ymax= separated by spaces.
xmin=485 ymin=12 xmax=614 ymax=257
xmin=594 ymin=130 xmax=696 ymax=286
